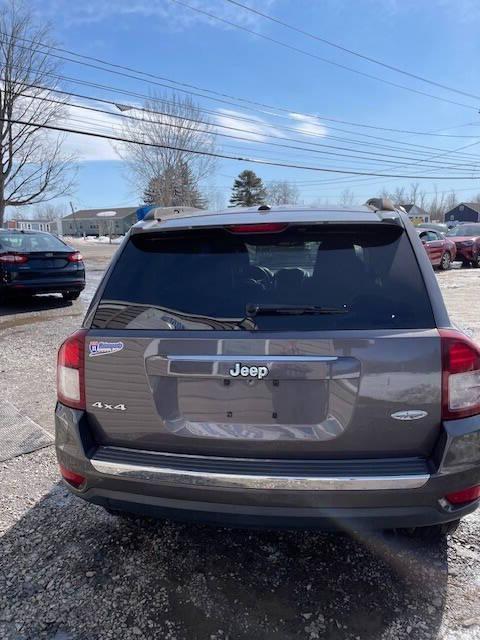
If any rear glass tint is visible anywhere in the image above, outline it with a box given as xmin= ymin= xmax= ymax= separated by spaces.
xmin=92 ymin=224 xmax=434 ymax=331
xmin=0 ymin=232 xmax=68 ymax=252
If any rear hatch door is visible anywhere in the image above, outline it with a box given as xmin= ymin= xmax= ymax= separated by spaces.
xmin=85 ymin=222 xmax=441 ymax=459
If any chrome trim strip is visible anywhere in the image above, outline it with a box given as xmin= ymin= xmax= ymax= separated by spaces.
xmin=166 ymin=355 xmax=338 ymax=363
xmin=90 ymin=458 xmax=429 ymax=491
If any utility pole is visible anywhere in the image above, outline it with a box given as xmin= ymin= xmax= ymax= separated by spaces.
xmin=70 ymin=201 xmax=80 ymax=237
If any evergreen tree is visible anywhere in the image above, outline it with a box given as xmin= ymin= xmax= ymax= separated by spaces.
xmin=229 ymin=170 xmax=267 ymax=207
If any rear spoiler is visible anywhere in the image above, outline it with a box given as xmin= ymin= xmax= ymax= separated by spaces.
xmin=135 ymin=205 xmax=203 ymax=222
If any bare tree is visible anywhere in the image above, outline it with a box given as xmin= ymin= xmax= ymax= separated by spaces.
xmin=444 ymin=189 xmax=457 ymax=213
xmin=408 ymin=182 xmax=419 ymax=205
xmin=429 ymin=185 xmax=447 ymax=221
xmin=99 ymin=218 xmax=116 ymax=244
xmin=266 ymin=180 xmax=299 ymax=206
xmin=23 ymin=202 xmax=66 ymax=220
xmin=204 ymin=185 xmax=226 ymax=211
xmin=391 ymin=186 xmax=406 ymax=205
xmin=339 ymin=188 xmax=356 ymax=206
xmin=118 ymin=92 xmax=216 ymax=206
xmin=0 ymin=2 xmax=75 ymax=227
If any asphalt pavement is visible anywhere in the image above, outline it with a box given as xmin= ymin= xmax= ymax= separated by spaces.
xmin=0 ymin=244 xmax=479 ymax=640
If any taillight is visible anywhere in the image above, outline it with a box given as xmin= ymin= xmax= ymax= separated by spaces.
xmin=57 ymin=329 xmax=87 ymax=409
xmin=59 ymin=464 xmax=86 ymax=489
xmin=440 ymin=329 xmax=480 ymax=419
xmin=67 ymin=252 xmax=83 ymax=262
xmin=0 ymin=253 xmax=28 ymax=263
xmin=445 ymin=485 xmax=480 ymax=505
xmin=227 ymin=223 xmax=288 ymax=233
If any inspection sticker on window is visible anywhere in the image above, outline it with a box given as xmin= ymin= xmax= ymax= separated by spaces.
xmin=89 ymin=341 xmax=124 ymax=357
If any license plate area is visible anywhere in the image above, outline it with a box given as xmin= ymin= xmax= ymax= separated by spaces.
xmin=146 ymin=355 xmax=360 ymax=440
xmin=176 ymin=376 xmax=330 ymax=425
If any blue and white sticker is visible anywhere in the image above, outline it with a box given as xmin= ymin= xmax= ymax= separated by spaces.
xmin=89 ymin=341 xmax=124 ymax=357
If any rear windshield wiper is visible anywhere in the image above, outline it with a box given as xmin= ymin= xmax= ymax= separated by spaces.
xmin=246 ymin=303 xmax=349 ymax=317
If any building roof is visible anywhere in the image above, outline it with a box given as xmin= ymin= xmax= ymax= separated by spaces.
xmin=399 ymin=203 xmax=428 ymax=216
xmin=62 ymin=207 xmax=137 ymax=221
xmin=454 ymin=202 xmax=480 ymax=214
xmin=11 ymin=218 xmax=56 ymax=223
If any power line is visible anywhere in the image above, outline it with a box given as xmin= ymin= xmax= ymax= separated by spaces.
xmin=168 ymin=0 xmax=479 ymax=111
xmin=3 ymin=29 xmax=480 ymax=135
xmin=4 ymin=117 xmax=480 ymax=179
xmin=25 ymin=89 xmax=480 ymax=171
xmin=9 ymin=62 xmax=480 ymax=171
xmin=6 ymin=33 xmax=480 ymax=176
xmin=5 ymin=41 xmax=480 ymax=180
xmin=8 ymin=72 xmax=480 ymax=187
xmin=41 ymin=79 xmax=480 ymax=162
xmin=223 ymin=0 xmax=480 ymax=103
xmin=280 ymin=139 xmax=480 ymax=187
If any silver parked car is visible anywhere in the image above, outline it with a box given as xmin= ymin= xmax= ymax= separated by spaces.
xmin=55 ymin=199 xmax=480 ymax=540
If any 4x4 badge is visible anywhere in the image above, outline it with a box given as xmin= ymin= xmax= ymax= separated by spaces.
xmin=229 ymin=362 xmax=269 ymax=379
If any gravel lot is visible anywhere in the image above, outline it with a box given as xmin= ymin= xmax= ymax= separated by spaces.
xmin=0 ymin=247 xmax=479 ymax=640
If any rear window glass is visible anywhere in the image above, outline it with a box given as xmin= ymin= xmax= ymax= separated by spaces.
xmin=0 ymin=231 xmax=68 ymax=252
xmin=92 ymin=224 xmax=434 ymax=331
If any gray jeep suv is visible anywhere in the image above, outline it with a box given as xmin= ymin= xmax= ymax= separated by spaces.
xmin=55 ymin=199 xmax=480 ymax=539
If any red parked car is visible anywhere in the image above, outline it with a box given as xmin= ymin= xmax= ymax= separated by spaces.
xmin=445 ymin=223 xmax=480 ymax=268
xmin=416 ymin=228 xmax=456 ymax=270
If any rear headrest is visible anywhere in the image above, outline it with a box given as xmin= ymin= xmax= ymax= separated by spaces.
xmin=274 ymin=268 xmax=305 ymax=289
xmin=313 ymin=240 xmax=360 ymax=277
xmin=191 ymin=241 xmax=251 ymax=284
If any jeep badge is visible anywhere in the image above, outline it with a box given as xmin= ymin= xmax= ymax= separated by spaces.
xmin=229 ymin=362 xmax=269 ymax=379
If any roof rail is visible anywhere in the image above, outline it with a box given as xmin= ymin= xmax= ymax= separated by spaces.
xmin=364 ymin=198 xmax=396 ymax=212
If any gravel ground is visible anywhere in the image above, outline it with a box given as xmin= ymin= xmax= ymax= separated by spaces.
xmin=0 ymin=251 xmax=479 ymax=640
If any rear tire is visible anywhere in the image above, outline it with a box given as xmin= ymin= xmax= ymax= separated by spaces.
xmin=471 ymin=254 xmax=480 ymax=268
xmin=62 ymin=291 xmax=81 ymax=301
xmin=440 ymin=251 xmax=451 ymax=271
xmin=400 ymin=519 xmax=460 ymax=541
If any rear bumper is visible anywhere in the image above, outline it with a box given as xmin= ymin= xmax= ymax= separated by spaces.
xmin=3 ymin=279 xmax=85 ymax=294
xmin=55 ymin=403 xmax=480 ymax=530
xmin=84 ymin=491 xmax=477 ymax=530
xmin=455 ymin=246 xmax=478 ymax=262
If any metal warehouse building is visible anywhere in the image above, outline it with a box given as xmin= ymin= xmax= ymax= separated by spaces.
xmin=61 ymin=207 xmax=137 ymax=237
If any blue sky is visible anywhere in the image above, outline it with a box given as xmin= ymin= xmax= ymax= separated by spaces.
xmin=24 ymin=0 xmax=480 ymax=211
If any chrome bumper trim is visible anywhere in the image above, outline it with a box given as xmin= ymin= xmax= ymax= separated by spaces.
xmin=166 ymin=355 xmax=338 ymax=362
xmin=90 ymin=459 xmax=430 ymax=491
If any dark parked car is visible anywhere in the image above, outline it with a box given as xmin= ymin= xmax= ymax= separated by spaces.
xmin=416 ymin=228 xmax=456 ymax=270
xmin=0 ymin=229 xmax=85 ymax=302
xmin=55 ymin=199 xmax=480 ymax=540
xmin=445 ymin=223 xmax=480 ymax=267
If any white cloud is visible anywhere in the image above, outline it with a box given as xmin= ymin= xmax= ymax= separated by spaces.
xmin=289 ymin=113 xmax=328 ymax=139
xmin=215 ymin=108 xmax=284 ymax=144
xmin=32 ymin=0 xmax=279 ymax=31
xmin=61 ymin=102 xmax=122 ymax=161
xmin=57 ymin=102 xmax=329 ymax=162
